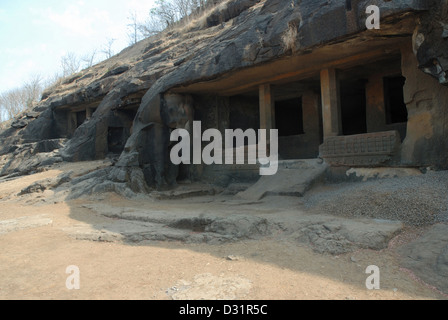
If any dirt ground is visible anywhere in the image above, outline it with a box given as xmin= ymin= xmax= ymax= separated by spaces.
xmin=0 ymin=162 xmax=446 ymax=300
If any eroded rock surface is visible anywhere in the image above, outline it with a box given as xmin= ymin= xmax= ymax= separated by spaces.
xmin=68 ymin=201 xmax=403 ymax=255
xmin=0 ymin=215 xmax=53 ymax=235
xmin=1 ymin=0 xmax=442 ymax=195
xmin=398 ymin=224 xmax=448 ymax=294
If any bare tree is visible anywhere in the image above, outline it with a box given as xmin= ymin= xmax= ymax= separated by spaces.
xmin=127 ymin=11 xmax=142 ymax=46
xmin=0 ymin=74 xmax=44 ymax=121
xmin=134 ymin=0 xmax=204 ymax=38
xmin=102 ymin=38 xmax=116 ymax=59
xmin=138 ymin=14 xmax=164 ymax=37
xmin=44 ymin=72 xmax=64 ymax=91
xmin=174 ymin=0 xmax=192 ymax=19
xmin=61 ymin=52 xmax=81 ymax=77
xmin=81 ymin=49 xmax=98 ymax=69
xmin=152 ymin=0 xmax=179 ymax=28
xmin=23 ymin=74 xmax=43 ymax=108
xmin=0 ymin=106 xmax=4 ymax=123
xmin=0 ymin=89 xmax=24 ymax=120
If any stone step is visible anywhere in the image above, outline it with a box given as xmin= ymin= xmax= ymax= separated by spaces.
xmin=151 ymin=184 xmax=222 ymax=200
xmin=236 ymin=159 xmax=328 ymax=201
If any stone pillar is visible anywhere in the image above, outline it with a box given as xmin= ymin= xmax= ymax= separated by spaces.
xmin=302 ymin=90 xmax=321 ymax=144
xmin=320 ymin=68 xmax=342 ymax=138
xmin=68 ymin=112 xmax=77 ymax=136
xmin=217 ymin=96 xmax=230 ymax=135
xmin=365 ymin=74 xmax=386 ymax=133
xmin=259 ymin=84 xmax=275 ymax=131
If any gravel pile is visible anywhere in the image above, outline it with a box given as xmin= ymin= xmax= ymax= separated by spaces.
xmin=304 ymin=171 xmax=448 ymax=226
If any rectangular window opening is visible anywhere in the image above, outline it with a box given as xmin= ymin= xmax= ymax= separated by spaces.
xmin=275 ymin=97 xmax=304 ymax=137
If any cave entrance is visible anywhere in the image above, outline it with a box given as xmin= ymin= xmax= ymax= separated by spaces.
xmin=321 ymin=56 xmax=408 ymax=140
xmin=340 ymin=79 xmax=367 ymax=136
xmin=275 ymin=97 xmax=304 ymax=137
xmin=76 ymin=110 xmax=87 ymax=129
xmin=271 ymin=81 xmax=322 ymax=160
xmin=319 ymin=54 xmax=409 ymax=166
xmin=385 ymin=76 xmax=407 ymax=124
xmin=106 ymin=91 xmax=145 ymax=156
xmin=222 ymin=80 xmax=323 ymax=161
xmin=53 ymin=104 xmax=99 ymax=139
xmin=384 ymin=75 xmax=408 ymax=141
xmin=107 ymin=127 xmax=128 ymax=154
xmin=107 ymin=108 xmax=138 ymax=155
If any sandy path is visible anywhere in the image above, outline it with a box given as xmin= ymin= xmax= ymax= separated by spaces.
xmin=0 ymin=202 xmax=443 ymax=300
xmin=0 ymin=162 xmax=445 ymax=300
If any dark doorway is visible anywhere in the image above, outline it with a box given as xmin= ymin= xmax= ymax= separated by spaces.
xmin=108 ymin=127 xmax=127 ymax=154
xmin=76 ymin=111 xmax=86 ymax=128
xmin=384 ymin=76 xmax=408 ymax=124
xmin=341 ymin=80 xmax=367 ymax=135
xmin=107 ymin=108 xmax=136 ymax=154
xmin=275 ymin=98 xmax=304 ymax=137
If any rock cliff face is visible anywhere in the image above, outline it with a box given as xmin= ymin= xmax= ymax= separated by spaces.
xmin=414 ymin=0 xmax=448 ymax=84
xmin=0 ymin=0 xmax=447 ymax=195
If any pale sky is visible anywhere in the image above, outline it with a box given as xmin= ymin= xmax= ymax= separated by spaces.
xmin=0 ymin=0 xmax=157 ymax=92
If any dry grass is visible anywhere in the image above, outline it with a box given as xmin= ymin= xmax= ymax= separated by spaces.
xmin=177 ymin=0 xmax=234 ymax=32
xmin=133 ymin=0 xmax=235 ymax=63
